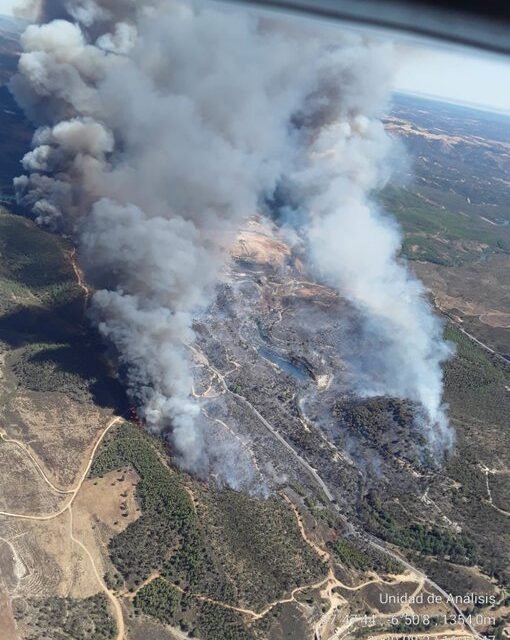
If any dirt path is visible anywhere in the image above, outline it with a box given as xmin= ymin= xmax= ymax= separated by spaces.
xmin=189 ymin=344 xmax=334 ymax=503
xmin=124 ymin=571 xmax=161 ymax=600
xmin=282 ymin=494 xmax=427 ymax=640
xmin=69 ymin=505 xmax=125 ymax=640
xmin=0 ymin=416 xmax=126 ymax=639
xmin=68 ymin=248 xmax=92 ymax=303
xmin=0 ymin=249 xmax=125 ymax=637
xmin=480 ymin=464 xmax=510 ymax=517
xmin=0 ymin=430 xmax=73 ymax=495
xmin=157 ymin=573 xmax=331 ymax=621
xmin=190 ymin=344 xmax=482 ymax=640
xmin=0 ymin=416 xmax=123 ymax=521
xmin=421 ymin=487 xmax=456 ymax=528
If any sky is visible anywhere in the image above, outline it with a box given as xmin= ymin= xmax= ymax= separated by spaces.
xmin=395 ymin=44 xmax=510 ymax=113
xmin=1 ymin=0 xmax=510 ymax=112
xmin=0 ymin=0 xmax=20 ymax=15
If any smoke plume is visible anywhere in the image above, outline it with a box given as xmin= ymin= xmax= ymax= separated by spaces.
xmin=278 ymin=76 xmax=454 ymax=451
xmin=11 ymin=0 xmax=453 ymax=473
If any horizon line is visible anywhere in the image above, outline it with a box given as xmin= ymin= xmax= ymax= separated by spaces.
xmin=393 ymin=89 xmax=510 ymax=117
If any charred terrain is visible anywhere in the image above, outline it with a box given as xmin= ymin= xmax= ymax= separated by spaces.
xmin=0 ymin=21 xmax=509 ymax=640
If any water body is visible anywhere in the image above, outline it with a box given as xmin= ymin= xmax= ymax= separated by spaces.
xmin=258 ymin=346 xmax=310 ymax=381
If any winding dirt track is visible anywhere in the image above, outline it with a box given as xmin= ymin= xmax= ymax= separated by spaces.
xmin=191 ymin=344 xmax=482 ymax=640
xmin=480 ymin=464 xmax=510 ymax=517
xmin=0 ymin=416 xmax=123 ymax=521
xmin=0 ymin=248 xmax=490 ymax=640
xmin=69 ymin=505 xmax=125 ymax=640
xmin=0 ymin=248 xmax=125 ymax=638
xmin=282 ymin=494 xmax=429 ymax=640
xmin=68 ymin=247 xmax=92 ymax=302
xmin=0 ymin=415 xmax=126 ymax=639
xmin=0 ymin=431 xmax=74 ymax=495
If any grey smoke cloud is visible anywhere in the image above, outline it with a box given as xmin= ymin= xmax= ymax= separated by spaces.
xmin=11 ymin=0 xmax=453 ymax=473
xmin=280 ymin=109 xmax=454 ymax=451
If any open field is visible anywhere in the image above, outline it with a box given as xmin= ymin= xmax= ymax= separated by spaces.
xmin=382 ymin=94 xmax=510 ymax=358
xmin=0 ymin=391 xmax=117 ymax=488
xmin=0 ymin=209 xmax=126 ymax=637
xmin=0 ymin=441 xmax=66 ymax=514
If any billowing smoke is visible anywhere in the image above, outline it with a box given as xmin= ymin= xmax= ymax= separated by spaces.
xmin=278 ymin=82 xmax=454 ymax=451
xmin=11 ymin=0 xmax=453 ymax=473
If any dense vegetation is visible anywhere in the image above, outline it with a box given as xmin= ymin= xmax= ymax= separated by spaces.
xmin=334 ymin=396 xmax=430 ymax=468
xmin=336 ymin=397 xmax=419 ymax=439
xmin=92 ymin=422 xmax=326 ymax=636
xmin=91 ymin=422 xmax=205 ymax=592
xmin=328 ymin=538 xmax=399 ymax=574
xmin=442 ymin=326 xmax=510 ymax=585
xmin=133 ymin=578 xmax=181 ymax=625
xmin=134 ymin=577 xmax=256 ymax=639
xmin=12 ymin=342 xmax=99 ymax=400
xmin=0 ymin=209 xmax=125 ymax=410
xmin=443 ymin=324 xmax=509 ymax=426
xmin=363 ymin=492 xmax=476 ymax=565
xmin=380 ymin=185 xmax=510 ymax=266
xmin=0 ymin=210 xmax=79 ymax=314
xmin=14 ymin=594 xmax=115 ymax=640
xmin=194 ymin=601 xmax=255 ymax=640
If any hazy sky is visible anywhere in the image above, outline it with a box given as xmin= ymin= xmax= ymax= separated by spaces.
xmin=1 ymin=0 xmax=510 ymax=112
xmin=0 ymin=0 xmax=19 ymax=15
xmin=395 ymin=44 xmax=510 ymax=112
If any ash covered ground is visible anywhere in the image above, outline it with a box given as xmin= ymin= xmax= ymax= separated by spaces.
xmin=193 ymin=218 xmax=431 ymax=510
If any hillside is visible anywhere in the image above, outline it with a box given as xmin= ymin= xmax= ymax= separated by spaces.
xmin=0 ymin=24 xmax=508 ymax=640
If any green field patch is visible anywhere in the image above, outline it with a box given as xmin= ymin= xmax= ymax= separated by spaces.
xmin=444 ymin=324 xmax=509 ymax=426
xmin=363 ymin=492 xmax=476 ymax=565
xmin=379 ymin=185 xmax=510 ymax=266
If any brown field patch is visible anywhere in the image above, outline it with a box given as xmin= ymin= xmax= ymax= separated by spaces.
xmin=356 ymin=581 xmax=421 ymax=614
xmin=0 ymin=587 xmax=18 ymax=640
xmin=0 ymin=514 xmax=99 ymax=600
xmin=479 ymin=312 xmax=510 ymax=328
xmin=68 ymin=468 xmax=140 ymax=600
xmin=74 ymin=468 xmax=140 ymax=540
xmin=0 ymin=442 xmax=66 ymax=515
xmin=413 ymin=253 xmax=510 ymax=355
xmin=0 ymin=391 xmax=114 ymax=488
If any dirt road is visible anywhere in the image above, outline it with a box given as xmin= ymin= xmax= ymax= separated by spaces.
xmin=0 ymin=415 xmax=126 ymax=639
xmin=0 ymin=416 xmax=123 ymax=521
xmin=192 ymin=344 xmax=482 ymax=640
xmin=69 ymin=505 xmax=125 ymax=640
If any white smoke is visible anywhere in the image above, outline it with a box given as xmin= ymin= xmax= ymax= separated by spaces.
xmin=11 ymin=0 xmax=453 ymax=473
xmin=280 ymin=100 xmax=454 ymax=451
